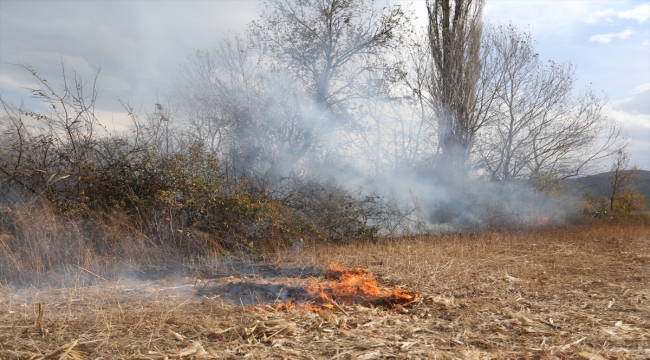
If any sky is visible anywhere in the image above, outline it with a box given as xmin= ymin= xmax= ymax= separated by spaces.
xmin=1 ymin=0 xmax=648 ymax=171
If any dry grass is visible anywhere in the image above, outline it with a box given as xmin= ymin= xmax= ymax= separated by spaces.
xmin=1 ymin=221 xmax=648 ymax=359
xmin=0 ymin=204 xmax=181 ymax=285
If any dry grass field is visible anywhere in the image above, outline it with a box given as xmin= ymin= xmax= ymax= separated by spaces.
xmin=1 ymin=221 xmax=648 ymax=359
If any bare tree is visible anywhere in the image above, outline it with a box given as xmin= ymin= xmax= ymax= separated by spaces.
xmin=253 ymin=0 xmax=410 ymax=107
xmin=338 ymin=49 xmax=431 ymax=177
xmin=175 ymin=37 xmax=278 ymax=180
xmin=175 ymin=1 xmax=412 ymax=182
xmin=426 ymin=0 xmax=485 ymax=172
xmin=475 ymin=25 xmax=624 ymax=185
xmin=176 ymin=49 xmax=233 ymax=154
xmin=607 ymin=149 xmax=643 ymax=212
xmin=401 ymin=32 xmax=439 ymax=171
xmin=248 ymin=0 xmax=411 ymax=176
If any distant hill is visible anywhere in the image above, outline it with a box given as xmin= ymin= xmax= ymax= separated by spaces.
xmin=564 ymin=169 xmax=650 ymax=198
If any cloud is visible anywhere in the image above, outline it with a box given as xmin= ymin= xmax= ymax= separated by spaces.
xmin=612 ymin=84 xmax=650 ymax=115
xmin=589 ymin=29 xmax=633 ymax=44
xmin=586 ymin=3 xmax=650 ymax=24
xmin=608 ymin=107 xmax=650 ymax=170
xmin=0 ymin=74 xmax=39 ymax=91
xmin=609 ymin=109 xmax=649 ymax=133
xmin=94 ymin=109 xmax=133 ymax=132
xmin=483 ymin=1 xmax=597 ymax=37
xmin=629 ymin=83 xmax=650 ymax=94
xmin=585 ymin=9 xmax=617 ymax=24
xmin=1 ymin=1 xmax=259 ymax=119
xmin=644 ymin=39 xmax=650 ymax=46
xmin=618 ymin=3 xmax=650 ymax=23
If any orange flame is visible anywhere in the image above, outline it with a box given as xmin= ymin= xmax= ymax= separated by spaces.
xmin=535 ymin=215 xmax=550 ymax=227
xmin=302 ymin=263 xmax=417 ymax=310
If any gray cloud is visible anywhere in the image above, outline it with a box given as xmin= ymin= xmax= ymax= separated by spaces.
xmin=613 ymin=88 xmax=650 ymax=115
xmin=1 ymin=1 xmax=259 ymax=113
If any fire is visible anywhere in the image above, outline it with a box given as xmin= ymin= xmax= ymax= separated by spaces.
xmin=301 ymin=263 xmax=417 ymax=310
xmin=535 ymin=215 xmax=550 ymax=227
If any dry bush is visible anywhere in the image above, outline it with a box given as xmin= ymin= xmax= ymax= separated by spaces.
xmin=0 ymin=85 xmax=361 ymax=283
xmin=283 ymin=180 xmax=384 ymax=243
xmin=0 ymin=63 xmax=392 ymax=262
xmin=0 ymin=64 xmax=317 ymax=263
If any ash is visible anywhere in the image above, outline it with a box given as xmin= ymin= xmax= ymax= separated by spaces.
xmin=194 ymin=259 xmax=322 ymax=306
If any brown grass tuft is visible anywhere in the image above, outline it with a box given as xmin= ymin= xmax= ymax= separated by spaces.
xmin=0 ymin=204 xmax=165 ymax=285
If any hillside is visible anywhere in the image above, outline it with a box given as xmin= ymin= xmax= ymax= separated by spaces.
xmin=565 ymin=169 xmax=650 ymax=198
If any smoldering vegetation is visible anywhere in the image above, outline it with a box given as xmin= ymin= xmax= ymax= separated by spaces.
xmin=0 ymin=0 xmax=641 ymax=285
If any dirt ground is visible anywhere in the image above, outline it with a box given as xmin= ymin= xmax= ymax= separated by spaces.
xmin=1 ymin=222 xmax=648 ymax=359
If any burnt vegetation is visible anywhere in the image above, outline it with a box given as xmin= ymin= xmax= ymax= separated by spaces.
xmin=0 ymin=0 xmax=647 ymax=286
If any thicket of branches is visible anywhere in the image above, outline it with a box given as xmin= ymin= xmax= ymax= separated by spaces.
xmin=0 ymin=0 xmax=631 ymax=265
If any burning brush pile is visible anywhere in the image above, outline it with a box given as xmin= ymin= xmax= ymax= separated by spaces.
xmin=197 ymin=262 xmax=417 ymax=311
